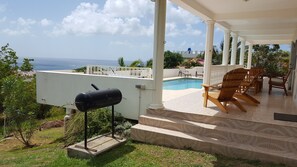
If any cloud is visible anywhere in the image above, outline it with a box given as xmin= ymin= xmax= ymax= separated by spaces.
xmin=166 ymin=23 xmax=202 ymax=37
xmin=1 ymin=28 xmax=29 ymax=36
xmin=166 ymin=1 xmax=201 ymax=25
xmin=52 ymin=2 xmax=153 ymax=36
xmin=103 ymin=0 xmax=153 ymax=18
xmin=185 ymin=24 xmax=202 ymax=35
xmin=51 ymin=1 xmax=202 ymax=37
xmin=15 ymin=17 xmax=36 ymax=26
xmin=1 ymin=17 xmax=36 ymax=36
xmin=166 ymin=23 xmax=178 ymax=37
xmin=165 ymin=1 xmax=202 ymax=37
xmin=40 ymin=18 xmax=52 ymax=26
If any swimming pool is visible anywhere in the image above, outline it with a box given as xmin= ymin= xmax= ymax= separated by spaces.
xmin=163 ymin=78 xmax=203 ymax=90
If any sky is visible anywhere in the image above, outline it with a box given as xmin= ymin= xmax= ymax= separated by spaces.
xmin=0 ymin=0 xmax=287 ymax=61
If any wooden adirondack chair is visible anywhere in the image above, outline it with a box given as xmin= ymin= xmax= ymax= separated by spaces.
xmin=269 ymin=69 xmax=292 ymax=96
xmin=234 ymin=68 xmax=261 ymax=105
xmin=202 ymin=68 xmax=248 ymax=113
xmin=248 ymin=67 xmax=264 ymax=94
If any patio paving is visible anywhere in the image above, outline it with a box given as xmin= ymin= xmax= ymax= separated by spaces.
xmin=163 ymin=78 xmax=297 ymax=128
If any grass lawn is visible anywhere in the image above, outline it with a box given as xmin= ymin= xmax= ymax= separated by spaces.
xmin=0 ymin=127 xmax=286 ymax=167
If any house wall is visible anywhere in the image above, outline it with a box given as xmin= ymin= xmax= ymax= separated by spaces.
xmin=36 ymin=71 xmax=155 ymax=120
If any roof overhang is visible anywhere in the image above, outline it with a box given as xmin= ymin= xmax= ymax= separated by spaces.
xmin=170 ymin=0 xmax=297 ymax=45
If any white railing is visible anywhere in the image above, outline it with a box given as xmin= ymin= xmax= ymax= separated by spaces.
xmin=210 ymin=65 xmax=228 ymax=85
xmin=85 ymin=65 xmax=205 ymax=79
xmin=85 ymin=65 xmax=244 ymax=85
xmin=163 ymin=67 xmax=204 ymax=78
xmin=86 ymin=65 xmax=152 ymax=78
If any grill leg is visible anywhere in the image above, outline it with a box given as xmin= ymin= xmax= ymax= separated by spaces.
xmin=112 ymin=105 xmax=115 ymax=138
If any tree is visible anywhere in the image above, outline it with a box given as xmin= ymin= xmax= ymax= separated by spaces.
xmin=130 ymin=59 xmax=144 ymax=67
xmin=164 ymin=51 xmax=184 ymax=69
xmin=1 ymin=75 xmax=40 ymax=147
xmin=217 ymin=37 xmax=242 ymax=65
xmin=0 ymin=44 xmax=19 ymax=78
xmin=118 ymin=57 xmax=125 ymax=67
xmin=20 ymin=58 xmax=34 ymax=72
xmin=0 ymin=44 xmax=19 ymax=111
xmin=252 ymin=45 xmax=270 ymax=67
xmin=146 ymin=59 xmax=153 ymax=68
xmin=252 ymin=44 xmax=289 ymax=76
xmin=212 ymin=46 xmax=222 ymax=65
xmin=196 ymin=51 xmax=205 ymax=59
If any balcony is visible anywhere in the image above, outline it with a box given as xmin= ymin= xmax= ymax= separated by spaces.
xmin=132 ymin=77 xmax=297 ymax=166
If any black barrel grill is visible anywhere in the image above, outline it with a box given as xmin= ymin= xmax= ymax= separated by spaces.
xmin=75 ymin=84 xmax=122 ymax=150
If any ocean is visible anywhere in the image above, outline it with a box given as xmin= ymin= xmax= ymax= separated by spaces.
xmin=17 ymin=57 xmax=123 ymax=71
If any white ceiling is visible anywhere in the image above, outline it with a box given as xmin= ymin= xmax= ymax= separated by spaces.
xmin=170 ymin=0 xmax=297 ymax=44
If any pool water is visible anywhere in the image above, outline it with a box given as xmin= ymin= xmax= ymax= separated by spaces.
xmin=163 ymin=78 xmax=203 ymax=90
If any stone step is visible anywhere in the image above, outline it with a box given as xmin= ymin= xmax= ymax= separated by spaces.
xmin=131 ymin=124 xmax=297 ymax=167
xmin=147 ymin=109 xmax=297 ymax=138
xmin=139 ymin=114 xmax=297 ymax=154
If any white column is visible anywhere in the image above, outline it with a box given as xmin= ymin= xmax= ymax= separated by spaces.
xmin=149 ymin=0 xmax=166 ymax=109
xmin=203 ymin=20 xmax=215 ymax=85
xmin=239 ymin=39 xmax=246 ymax=66
xmin=222 ymin=30 xmax=230 ymax=65
xmin=231 ymin=33 xmax=238 ymax=65
xmin=247 ymin=44 xmax=253 ymax=69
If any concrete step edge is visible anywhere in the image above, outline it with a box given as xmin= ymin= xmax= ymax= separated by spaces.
xmin=146 ymin=109 xmax=297 ymax=138
xmin=139 ymin=114 xmax=297 ymax=144
xmin=132 ymin=124 xmax=297 ymax=160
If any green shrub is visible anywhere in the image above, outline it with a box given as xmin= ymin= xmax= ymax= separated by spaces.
xmin=74 ymin=66 xmax=86 ymax=73
xmin=115 ymin=121 xmax=132 ymax=138
xmin=181 ymin=58 xmax=203 ymax=68
xmin=2 ymin=75 xmax=39 ymax=147
xmin=0 ymin=113 xmax=3 ymax=126
xmin=36 ymin=104 xmax=52 ymax=119
xmin=46 ymin=107 xmax=65 ymax=119
xmin=164 ymin=51 xmax=184 ymax=69
xmin=64 ymin=108 xmax=129 ymax=146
